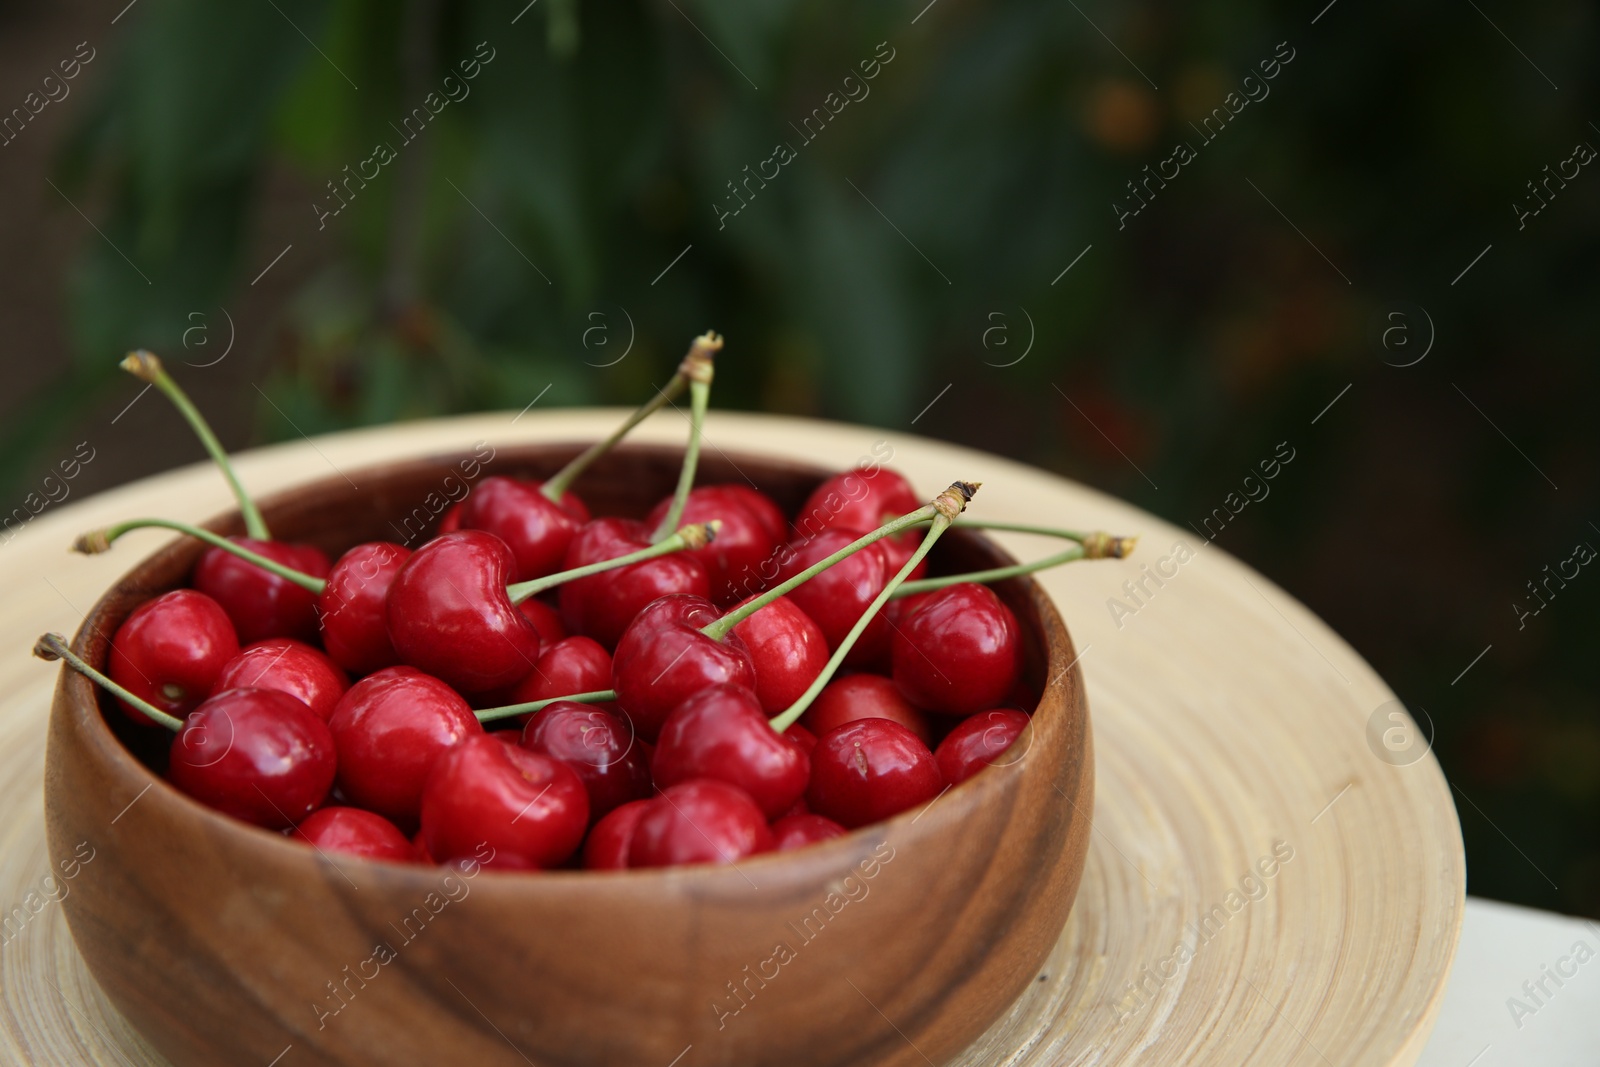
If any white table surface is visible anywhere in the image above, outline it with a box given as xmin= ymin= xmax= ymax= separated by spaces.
xmin=1416 ymin=898 xmax=1600 ymax=1066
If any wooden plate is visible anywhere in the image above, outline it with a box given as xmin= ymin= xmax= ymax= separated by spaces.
xmin=0 ymin=410 xmax=1463 ymax=1066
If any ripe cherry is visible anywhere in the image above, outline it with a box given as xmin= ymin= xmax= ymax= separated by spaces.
xmin=326 ymin=666 xmax=483 ymax=825
xmin=611 ymin=594 xmax=754 ymax=742
xmin=316 ymin=541 xmax=412 ymax=676
xmin=771 ymin=813 xmax=847 ymax=852
xmin=386 ymin=530 xmax=542 ymax=694
xmin=651 ymin=684 xmax=809 ymax=818
xmin=795 ymin=466 xmax=925 ymax=578
xmin=507 ymin=636 xmax=614 ymax=719
xmin=628 ymin=780 xmax=773 ymax=869
xmin=773 ymin=530 xmax=891 ymax=667
xmin=167 ymin=688 xmax=336 ymax=829
xmin=193 ymin=538 xmax=332 ymax=644
xmin=891 ymin=583 xmax=1021 ymax=715
xmin=559 ymin=518 xmax=709 ymax=648
xmin=934 ymin=709 xmax=1031 ymax=785
xmin=107 ymin=589 xmax=239 ymax=726
xmin=806 ymin=718 xmax=943 ymax=829
xmin=293 ymin=807 xmax=418 ymax=863
xmin=458 ymin=476 xmax=590 ymax=582
xmin=213 ymin=637 xmax=348 ymax=721
xmin=520 ymin=701 xmax=650 ymax=820
xmin=583 ymin=799 xmax=652 ymax=870
xmin=436 ymin=500 xmax=465 ymax=535
xmin=518 ymin=597 xmax=568 ymax=647
xmin=419 ymin=735 xmax=589 ymax=870
xmin=801 ymin=673 xmax=933 ymax=746
xmin=729 ymin=595 xmax=828 ymax=714
xmin=645 ymin=486 xmax=779 ymax=605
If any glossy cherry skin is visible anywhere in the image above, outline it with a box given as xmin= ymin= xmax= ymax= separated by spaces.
xmin=651 ymin=684 xmax=809 ymax=818
xmin=645 ymin=486 xmax=782 ymax=606
xmin=628 ymin=780 xmax=774 ymax=869
xmin=326 ymin=666 xmax=483 ymax=825
xmin=583 ymin=799 xmax=651 ymax=870
xmin=520 ymin=701 xmax=650 ymax=820
xmin=773 ymin=530 xmax=891 ymax=666
xmin=316 ymin=541 xmax=412 ymax=676
xmin=518 ymin=597 xmax=568 ymax=648
xmin=771 ymin=813 xmax=847 ymax=852
xmin=419 ymin=735 xmax=589 ymax=870
xmin=806 ymin=719 xmax=943 ymax=829
xmin=891 ymin=582 xmax=1021 ymax=715
xmin=794 ymin=466 xmax=925 ymax=578
xmin=386 ymin=530 xmax=542 ymax=694
xmin=507 ymin=636 xmax=613 ymax=719
xmin=167 ymin=688 xmax=336 ymax=829
xmin=293 ymin=806 xmax=418 ymax=863
xmin=213 ymin=638 xmax=348 ymax=722
xmin=459 ymin=476 xmax=590 ymax=582
xmin=559 ymin=518 xmax=710 ymax=648
xmin=107 ymin=589 xmax=239 ymax=727
xmin=801 ymin=673 xmax=933 ymax=745
xmin=934 ymin=709 xmax=1031 ymax=785
xmin=193 ymin=538 xmax=332 ymax=644
xmin=729 ymin=594 xmax=829 ymax=714
xmin=611 ymin=594 xmax=755 ymax=743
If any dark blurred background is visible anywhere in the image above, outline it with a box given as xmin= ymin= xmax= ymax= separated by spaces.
xmin=0 ymin=0 xmax=1594 ymax=916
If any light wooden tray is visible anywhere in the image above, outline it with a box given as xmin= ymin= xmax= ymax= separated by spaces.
xmin=0 ymin=411 xmax=1463 ymax=1065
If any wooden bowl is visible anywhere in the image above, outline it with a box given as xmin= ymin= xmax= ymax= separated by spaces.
xmin=43 ymin=442 xmax=1093 ymax=1067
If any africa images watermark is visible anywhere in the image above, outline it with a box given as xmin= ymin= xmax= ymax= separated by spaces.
xmin=0 ymin=840 xmax=96 ymax=947
xmin=2 ymin=441 xmax=97 ymax=549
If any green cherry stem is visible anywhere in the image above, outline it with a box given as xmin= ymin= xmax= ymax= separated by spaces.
xmin=506 ymin=521 xmax=719 ymax=603
xmin=540 ymin=331 xmax=722 ymax=503
xmin=650 ymin=334 xmax=717 ymax=544
xmin=121 ymin=350 xmax=271 ymax=541
xmin=889 ymin=530 xmax=1137 ymax=598
xmin=474 ymin=689 xmax=618 ymax=725
xmin=698 ymin=488 xmax=976 ymax=643
xmin=75 ymin=519 xmax=326 ymax=592
xmin=767 ymin=481 xmax=976 ymax=733
xmin=34 ymin=633 xmax=184 ymax=731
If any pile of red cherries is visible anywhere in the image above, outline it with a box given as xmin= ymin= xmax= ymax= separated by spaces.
xmin=39 ymin=338 xmax=1129 ymax=873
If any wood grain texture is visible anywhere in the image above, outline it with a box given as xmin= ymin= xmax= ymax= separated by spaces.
xmin=0 ymin=410 xmax=1463 ymax=1066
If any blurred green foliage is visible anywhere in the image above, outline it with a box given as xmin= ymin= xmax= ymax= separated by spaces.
xmin=9 ymin=0 xmax=1599 ymax=915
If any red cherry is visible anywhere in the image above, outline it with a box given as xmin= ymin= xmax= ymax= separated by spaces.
xmin=293 ymin=807 xmax=418 ymax=863
xmin=458 ymin=476 xmax=590 ymax=582
xmin=651 ymin=684 xmax=810 ymax=818
xmin=559 ymin=518 xmax=710 ymax=648
xmin=386 ymin=530 xmax=542 ymax=694
xmin=518 ymin=598 xmax=568 ymax=648
xmin=729 ymin=595 xmax=828 ymax=714
xmin=802 ymin=673 xmax=933 ymax=745
xmin=934 ymin=709 xmax=1031 ymax=785
xmin=628 ymin=780 xmax=774 ymax=869
xmin=784 ymin=721 xmax=818 ymax=756
xmin=213 ymin=638 xmax=348 ymax=722
xmin=193 ymin=538 xmax=331 ymax=644
xmin=167 ymin=688 xmax=336 ymax=829
xmin=520 ymin=702 xmax=650 ymax=820
xmin=771 ymin=813 xmax=847 ymax=852
xmin=806 ymin=719 xmax=943 ymax=829
xmin=412 ymin=829 xmax=436 ymax=865
xmin=436 ymin=500 xmax=465 ymax=535
xmin=507 ymin=636 xmax=613 ymax=719
xmin=891 ymin=583 xmax=1021 ymax=715
xmin=107 ymin=589 xmax=239 ymax=726
xmin=326 ymin=666 xmax=483 ymax=825
xmin=611 ymin=594 xmax=754 ymax=743
xmin=719 ymin=484 xmax=788 ymax=545
xmin=316 ymin=541 xmax=412 ymax=676
xmin=583 ymin=799 xmax=651 ymax=870
xmin=795 ymin=467 xmax=925 ymax=578
xmin=773 ymin=530 xmax=891 ymax=666
xmin=419 ymin=735 xmax=589 ymax=870
xmin=645 ymin=486 xmax=781 ymax=605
